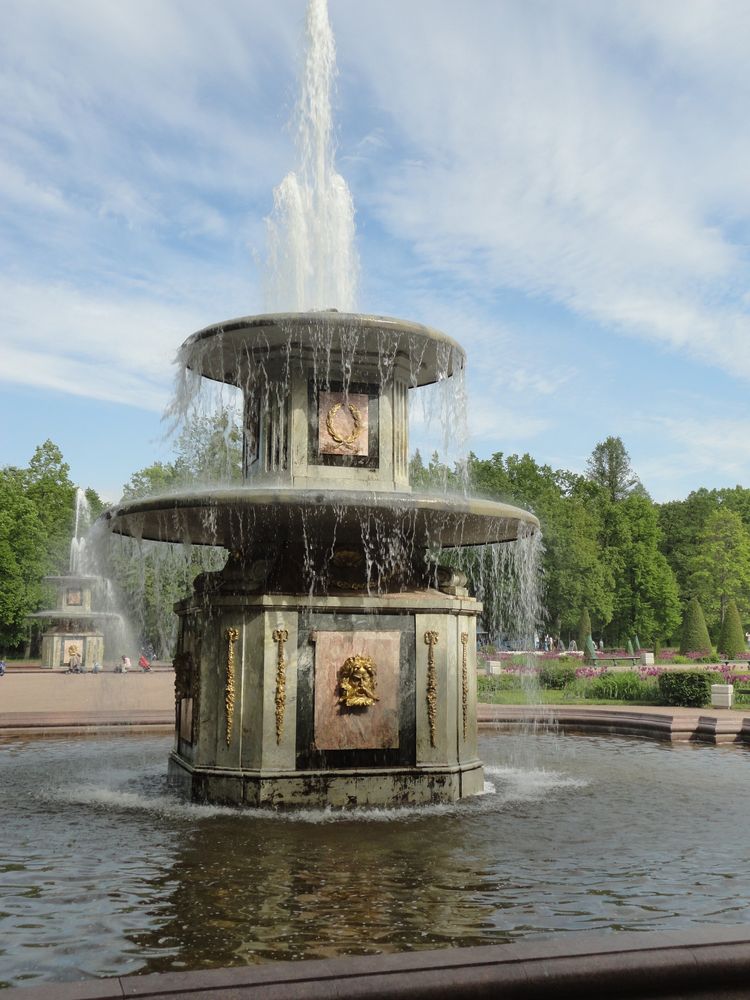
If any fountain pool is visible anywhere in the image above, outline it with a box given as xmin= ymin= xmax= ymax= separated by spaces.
xmin=2 ymin=729 xmax=749 ymax=989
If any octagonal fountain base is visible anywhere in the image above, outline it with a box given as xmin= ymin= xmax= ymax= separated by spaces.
xmin=168 ymin=758 xmax=485 ymax=809
xmin=168 ymin=588 xmax=484 ymax=809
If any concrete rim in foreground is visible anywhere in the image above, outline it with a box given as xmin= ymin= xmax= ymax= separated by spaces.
xmin=3 ymin=926 xmax=750 ymax=999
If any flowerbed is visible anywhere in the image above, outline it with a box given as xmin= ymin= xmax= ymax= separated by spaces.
xmin=477 ymin=657 xmax=750 ymax=706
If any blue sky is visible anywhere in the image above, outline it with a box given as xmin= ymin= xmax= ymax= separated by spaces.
xmin=3 ymin=0 xmax=750 ymax=502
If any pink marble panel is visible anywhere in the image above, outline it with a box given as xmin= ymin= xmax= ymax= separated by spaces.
xmin=318 ymin=391 xmax=369 ymax=457
xmin=314 ymin=631 xmax=400 ymax=750
xmin=179 ymin=698 xmax=193 ymax=742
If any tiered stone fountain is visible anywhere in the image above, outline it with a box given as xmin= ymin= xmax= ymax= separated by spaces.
xmin=30 ymin=489 xmax=121 ymax=669
xmin=101 ymin=312 xmax=539 ymax=807
xmin=98 ymin=0 xmax=539 ymax=807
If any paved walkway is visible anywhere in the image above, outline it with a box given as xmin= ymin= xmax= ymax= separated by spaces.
xmin=0 ymin=671 xmax=174 ymax=733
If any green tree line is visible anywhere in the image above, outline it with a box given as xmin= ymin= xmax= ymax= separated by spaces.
xmin=4 ymin=427 xmax=750 ymax=655
xmin=414 ymin=435 xmax=750 ymax=645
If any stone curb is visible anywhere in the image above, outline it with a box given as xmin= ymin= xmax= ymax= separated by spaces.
xmin=478 ymin=704 xmax=750 ymax=744
xmin=3 ymin=926 xmax=750 ymax=999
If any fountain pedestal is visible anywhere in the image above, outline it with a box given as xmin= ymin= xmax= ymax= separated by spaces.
xmin=168 ymin=587 xmax=483 ymax=807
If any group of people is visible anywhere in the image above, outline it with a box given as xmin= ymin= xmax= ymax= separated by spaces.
xmin=540 ymin=635 xmax=565 ymax=652
xmin=67 ymin=652 xmax=152 ymax=673
xmin=115 ymin=654 xmax=151 ymax=672
xmin=539 ymin=635 xmax=604 ymax=653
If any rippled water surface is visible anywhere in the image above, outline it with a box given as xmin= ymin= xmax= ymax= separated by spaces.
xmin=2 ymin=730 xmax=749 ymax=988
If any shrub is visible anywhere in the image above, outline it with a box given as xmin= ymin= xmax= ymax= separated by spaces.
xmin=539 ymin=663 xmax=576 ymax=689
xmin=589 ymin=671 xmax=657 ymax=702
xmin=718 ymin=600 xmax=745 ymax=659
xmin=679 ymin=598 xmax=712 ymax=655
xmin=477 ymin=674 xmax=522 ymax=699
xmin=657 ymin=670 xmax=710 ymax=708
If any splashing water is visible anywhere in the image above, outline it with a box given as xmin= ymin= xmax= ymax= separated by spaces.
xmin=265 ymin=0 xmax=359 ymax=311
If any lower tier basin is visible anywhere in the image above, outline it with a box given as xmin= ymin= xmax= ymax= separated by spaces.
xmin=2 ymin=729 xmax=749 ymax=989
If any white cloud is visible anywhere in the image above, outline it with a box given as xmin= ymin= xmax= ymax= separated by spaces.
xmin=334 ymin=0 xmax=750 ymax=383
xmin=0 ymin=278 xmax=200 ymax=408
xmin=648 ymin=414 xmax=750 ymax=484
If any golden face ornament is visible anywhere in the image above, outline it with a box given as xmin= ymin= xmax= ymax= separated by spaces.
xmin=338 ymin=654 xmax=379 ymax=708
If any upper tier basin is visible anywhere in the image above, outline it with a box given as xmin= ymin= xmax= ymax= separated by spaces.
xmin=101 ymin=487 xmax=540 ymax=548
xmin=179 ymin=311 xmax=466 ymax=387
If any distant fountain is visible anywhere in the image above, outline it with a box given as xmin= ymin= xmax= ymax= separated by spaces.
xmin=99 ymin=0 xmax=540 ymax=806
xmin=30 ymin=489 xmax=126 ymax=670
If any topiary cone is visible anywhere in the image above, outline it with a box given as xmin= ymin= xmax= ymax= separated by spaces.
xmin=679 ymin=597 xmax=712 ymax=655
xmin=718 ymin=599 xmax=745 ymax=660
xmin=577 ymin=609 xmax=592 ymax=651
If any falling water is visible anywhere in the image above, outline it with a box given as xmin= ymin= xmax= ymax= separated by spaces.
xmin=69 ymin=487 xmax=91 ymax=573
xmin=265 ymin=0 xmax=359 ymax=312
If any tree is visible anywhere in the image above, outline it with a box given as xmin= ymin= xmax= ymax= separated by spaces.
xmin=658 ymin=488 xmax=719 ymax=596
xmin=466 ymin=452 xmax=613 ymax=637
xmin=718 ymin=599 xmax=745 ymax=659
xmin=586 ymin=436 xmax=642 ymax=502
xmin=22 ymin=440 xmax=76 ymax=574
xmin=601 ymin=493 xmax=680 ymax=645
xmin=122 ymin=462 xmax=183 ymax=500
xmin=689 ymin=509 xmax=750 ymax=629
xmin=679 ymin=597 xmax=712 ymax=654
xmin=0 ymin=470 xmax=46 ymax=649
xmin=577 ymin=608 xmax=592 ymax=649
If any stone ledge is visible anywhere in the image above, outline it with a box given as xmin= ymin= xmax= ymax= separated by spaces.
xmin=4 ymin=926 xmax=750 ymax=999
xmin=478 ymin=703 xmax=750 ymax=744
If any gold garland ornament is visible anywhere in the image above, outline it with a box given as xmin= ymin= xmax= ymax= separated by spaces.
xmin=460 ymin=632 xmax=469 ymax=741
xmin=424 ymin=630 xmax=439 ymax=748
xmin=272 ymin=628 xmax=289 ymax=744
xmin=225 ymin=627 xmax=239 ymax=746
xmin=326 ymin=402 xmax=364 ymax=450
xmin=338 ymin=654 xmax=379 ymax=708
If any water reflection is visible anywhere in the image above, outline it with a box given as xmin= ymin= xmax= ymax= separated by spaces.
xmin=134 ymin=808 xmax=501 ymax=972
xmin=1 ymin=731 xmax=749 ymax=988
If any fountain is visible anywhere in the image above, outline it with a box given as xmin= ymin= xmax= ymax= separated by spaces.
xmin=29 ymin=488 xmax=123 ymax=670
xmin=4 ymin=6 xmax=750 ymax=994
xmin=97 ymin=0 xmax=540 ymax=807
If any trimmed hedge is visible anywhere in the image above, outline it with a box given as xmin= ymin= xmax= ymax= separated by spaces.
xmin=657 ymin=670 xmax=710 ymax=708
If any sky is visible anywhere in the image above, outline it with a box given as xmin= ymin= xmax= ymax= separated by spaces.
xmin=3 ymin=0 xmax=750 ymax=503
